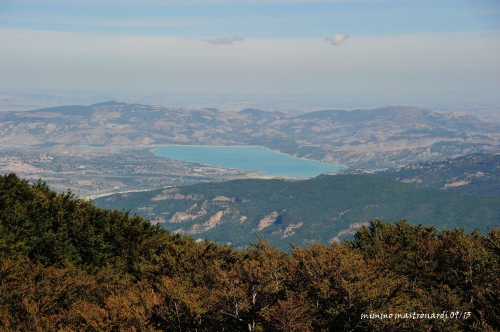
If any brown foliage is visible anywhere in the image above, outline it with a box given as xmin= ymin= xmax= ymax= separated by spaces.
xmin=1 ymin=175 xmax=499 ymax=331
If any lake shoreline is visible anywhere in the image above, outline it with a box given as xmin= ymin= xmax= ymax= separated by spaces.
xmin=152 ymin=145 xmax=345 ymax=178
xmin=149 ymin=144 xmax=346 ymax=167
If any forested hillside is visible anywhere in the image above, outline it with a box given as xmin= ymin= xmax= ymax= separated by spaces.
xmin=367 ymin=153 xmax=500 ymax=197
xmin=1 ymin=173 xmax=500 ymax=331
xmin=94 ymin=174 xmax=500 ymax=250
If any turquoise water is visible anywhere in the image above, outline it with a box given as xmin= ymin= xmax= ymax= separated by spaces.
xmin=154 ymin=146 xmax=344 ymax=178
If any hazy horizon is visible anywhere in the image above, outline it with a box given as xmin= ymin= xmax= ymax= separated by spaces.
xmin=1 ymin=89 xmax=500 ymax=114
xmin=1 ymin=0 xmax=499 ymax=110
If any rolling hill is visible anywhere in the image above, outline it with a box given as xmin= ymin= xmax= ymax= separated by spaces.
xmin=1 ymin=102 xmax=499 ymax=169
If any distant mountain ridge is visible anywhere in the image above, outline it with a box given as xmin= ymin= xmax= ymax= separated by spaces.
xmin=1 ymin=102 xmax=498 ymax=169
xmin=28 ymin=105 xmax=95 ymax=116
xmin=298 ymin=106 xmax=489 ymax=131
xmin=238 ymin=108 xmax=285 ymax=118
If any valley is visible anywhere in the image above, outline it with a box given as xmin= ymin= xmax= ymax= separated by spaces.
xmin=1 ymin=101 xmax=499 ymax=197
xmin=2 ymin=102 xmax=499 ymax=168
xmin=2 ymin=101 xmax=499 ymax=250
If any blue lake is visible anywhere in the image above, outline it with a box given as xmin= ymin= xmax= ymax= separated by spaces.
xmin=154 ymin=146 xmax=345 ymax=178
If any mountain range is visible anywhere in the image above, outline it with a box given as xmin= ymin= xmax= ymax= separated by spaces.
xmin=1 ymin=101 xmax=499 ymax=169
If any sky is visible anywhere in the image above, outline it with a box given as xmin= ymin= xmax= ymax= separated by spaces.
xmin=0 ymin=0 xmax=499 ymax=108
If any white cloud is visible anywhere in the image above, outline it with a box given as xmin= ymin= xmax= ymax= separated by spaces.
xmin=324 ymin=34 xmax=349 ymax=45
xmin=203 ymin=35 xmax=244 ymax=45
xmin=1 ymin=29 xmax=499 ymax=95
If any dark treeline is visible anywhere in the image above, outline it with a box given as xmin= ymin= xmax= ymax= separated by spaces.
xmin=0 ymin=173 xmax=499 ymax=331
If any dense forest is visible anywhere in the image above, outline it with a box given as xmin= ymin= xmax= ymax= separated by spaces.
xmin=94 ymin=174 xmax=500 ymax=250
xmin=1 ymin=173 xmax=500 ymax=331
xmin=370 ymin=153 xmax=500 ymax=197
